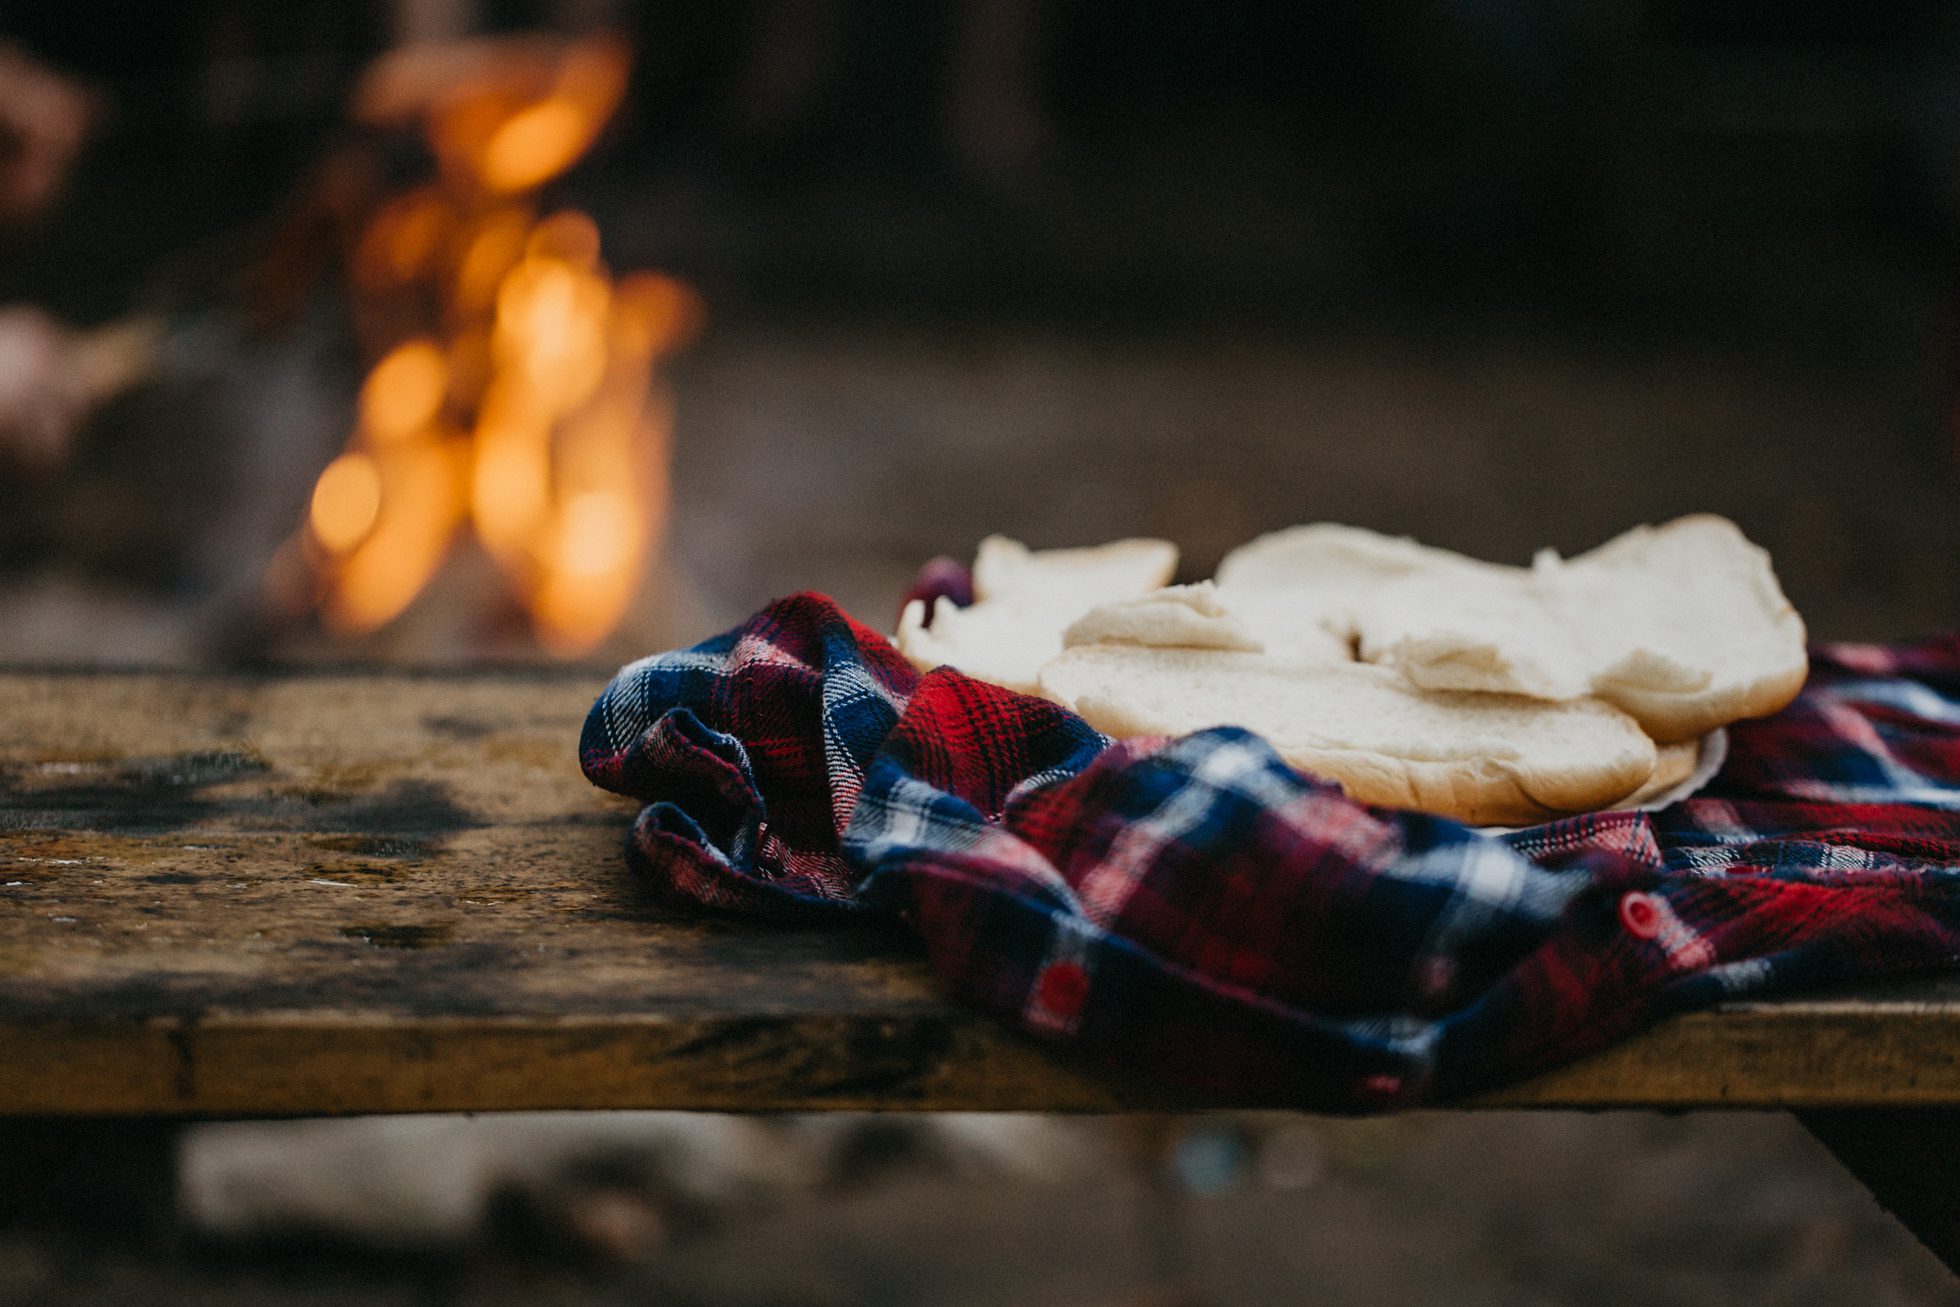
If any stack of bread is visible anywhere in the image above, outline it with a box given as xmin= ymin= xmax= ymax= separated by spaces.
xmin=896 ymin=515 xmax=1807 ymax=826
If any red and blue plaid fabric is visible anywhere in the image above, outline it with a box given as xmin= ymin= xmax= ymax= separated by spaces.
xmin=580 ymin=592 xmax=1960 ymax=1110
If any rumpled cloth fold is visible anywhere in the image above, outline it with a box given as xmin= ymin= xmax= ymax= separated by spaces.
xmin=580 ymin=593 xmax=1960 ymax=1110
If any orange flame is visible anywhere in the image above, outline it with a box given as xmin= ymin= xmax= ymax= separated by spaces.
xmin=309 ymin=452 xmax=383 ymax=553
xmin=295 ymin=34 xmax=686 ymax=655
xmin=359 ymin=339 xmax=449 ymax=442
xmin=323 ymin=440 xmax=469 ymax=634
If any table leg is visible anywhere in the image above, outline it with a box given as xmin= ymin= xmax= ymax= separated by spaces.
xmin=1796 ymin=1109 xmax=1960 ymax=1276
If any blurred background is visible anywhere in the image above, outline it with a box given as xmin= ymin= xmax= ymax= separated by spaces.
xmin=3 ymin=0 xmax=1959 ymax=1302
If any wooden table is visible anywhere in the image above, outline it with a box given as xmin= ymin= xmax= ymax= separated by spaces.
xmin=5 ymin=670 xmax=1959 ymax=1267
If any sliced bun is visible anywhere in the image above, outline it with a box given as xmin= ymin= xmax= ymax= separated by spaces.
xmin=1039 ymin=645 xmax=1657 ymax=826
xmin=901 ymin=515 xmax=1795 ymax=822
xmin=1063 ymin=582 xmax=1264 ymax=653
xmin=1218 ymin=515 xmax=1807 ymax=741
xmin=1215 ymin=524 xmax=1484 ymax=663
xmin=897 ymin=597 xmax=1053 ymax=694
xmin=971 ymin=535 xmax=1177 ymax=607
xmin=1215 ymin=523 xmax=1495 ymax=594
xmin=1552 ymin=514 xmax=1808 ymax=742
xmin=897 ymin=536 xmax=1177 ymax=693
xmin=1353 ymin=569 xmax=1590 ymax=700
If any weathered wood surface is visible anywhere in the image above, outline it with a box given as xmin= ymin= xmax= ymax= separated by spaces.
xmin=3 ymin=669 xmax=1960 ymax=1117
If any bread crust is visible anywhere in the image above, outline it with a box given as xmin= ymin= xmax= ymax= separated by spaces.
xmin=913 ymin=516 xmax=1803 ymax=823
xmin=1279 ymin=745 xmax=1645 ymax=827
xmin=1595 ymin=657 xmax=1808 ymax=744
xmin=1055 ymin=649 xmax=1657 ymax=826
xmin=1219 ymin=514 xmax=1809 ymax=742
xmin=1076 ymin=694 xmax=1652 ymax=826
xmin=1570 ymin=513 xmax=1809 ymax=740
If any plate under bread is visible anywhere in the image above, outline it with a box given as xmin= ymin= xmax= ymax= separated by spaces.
xmin=1475 ymin=727 xmax=1728 ymax=834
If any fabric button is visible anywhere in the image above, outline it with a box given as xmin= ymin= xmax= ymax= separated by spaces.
xmin=1034 ymin=960 xmax=1089 ymax=1019
xmin=1619 ymin=891 xmax=1664 ymax=940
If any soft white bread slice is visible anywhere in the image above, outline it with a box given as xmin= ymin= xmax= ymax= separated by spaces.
xmin=1221 ymin=515 xmax=1807 ymax=742
xmin=971 ymin=535 xmax=1177 ymax=607
xmin=898 ymin=597 xmax=1054 ymax=694
xmin=1207 ymin=590 xmax=1359 ymax=664
xmin=896 ymin=536 xmax=1178 ymax=694
xmin=1352 ymin=568 xmax=1590 ymax=700
xmin=1214 ymin=524 xmax=1498 ymax=663
xmin=1215 ymin=522 xmax=1496 ymax=593
xmin=1037 ymin=645 xmax=1657 ymax=826
xmin=1219 ymin=523 xmax=1581 ymax=693
xmin=1062 ymin=582 xmax=1265 ymax=653
xmin=1548 ymin=514 xmax=1808 ymax=743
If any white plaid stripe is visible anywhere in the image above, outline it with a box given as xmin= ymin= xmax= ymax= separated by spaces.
xmin=1837 ymin=678 xmax=1960 ymax=728
xmin=849 ymin=776 xmax=1082 ymax=906
xmin=1004 ymin=756 xmax=1105 ymax=809
xmin=1075 ymin=738 xmax=1273 ymax=926
xmin=729 ymin=633 xmax=807 ymax=674
xmin=1649 ymin=894 xmax=1715 ymax=971
xmin=1403 ymin=838 xmax=1588 ymax=960
xmin=603 ymin=649 xmax=727 ymax=751
xmin=1688 ymin=799 xmax=1759 ymax=842
xmin=1335 ymin=1013 xmax=1441 ymax=1062
xmin=1673 ymin=844 xmax=1748 ymax=871
xmin=1704 ymin=956 xmax=1775 ymax=997
xmin=1785 ymin=781 xmax=1960 ymax=808
xmin=850 ymin=778 xmax=965 ymax=861
xmin=821 ymin=657 xmax=906 ymax=834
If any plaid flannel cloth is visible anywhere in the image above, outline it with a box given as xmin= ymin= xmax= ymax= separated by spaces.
xmin=580 ymin=591 xmax=1960 ymax=1110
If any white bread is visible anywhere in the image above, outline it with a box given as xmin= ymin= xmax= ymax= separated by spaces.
xmin=1038 ymin=645 xmax=1657 ymax=826
xmin=971 ymin=535 xmax=1178 ymax=607
xmin=1215 ymin=522 xmax=1498 ymax=593
xmin=896 ymin=536 xmax=1177 ymax=694
xmin=1353 ymin=568 xmax=1589 ymax=700
xmin=1214 ymin=523 xmax=1490 ymax=662
xmin=897 ymin=596 xmax=1054 ymax=694
xmin=901 ymin=515 xmax=1794 ymax=822
xmin=1062 ymin=582 xmax=1264 ymax=653
xmin=1220 ymin=515 xmax=1806 ymax=741
xmin=1221 ymin=525 xmax=1591 ymax=697
xmin=1550 ymin=515 xmax=1808 ymax=742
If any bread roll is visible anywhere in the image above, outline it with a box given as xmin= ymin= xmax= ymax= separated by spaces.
xmin=1061 ymin=582 xmax=1264 ymax=653
xmin=897 ymin=536 xmax=1177 ymax=693
xmin=1217 ymin=514 xmax=1806 ymax=741
xmin=1039 ymin=645 xmax=1658 ymax=826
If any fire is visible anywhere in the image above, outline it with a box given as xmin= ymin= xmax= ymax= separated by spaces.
xmin=294 ymin=34 xmax=692 ymax=655
xmin=359 ymin=340 xmax=449 ymax=442
xmin=308 ymin=453 xmax=382 ymax=553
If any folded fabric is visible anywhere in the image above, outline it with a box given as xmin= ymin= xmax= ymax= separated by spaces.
xmin=580 ymin=592 xmax=1960 ymax=1110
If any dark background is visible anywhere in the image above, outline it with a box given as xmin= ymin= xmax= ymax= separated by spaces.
xmin=0 ymin=0 xmax=1951 ymax=658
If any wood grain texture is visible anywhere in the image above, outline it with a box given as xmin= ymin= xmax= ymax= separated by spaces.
xmin=3 ymin=669 xmax=1959 ymax=1116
